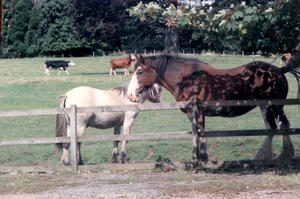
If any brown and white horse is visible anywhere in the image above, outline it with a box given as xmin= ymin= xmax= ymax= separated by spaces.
xmin=56 ymin=83 xmax=161 ymax=165
xmin=127 ymin=45 xmax=300 ymax=167
xmin=110 ymin=54 xmax=136 ymax=75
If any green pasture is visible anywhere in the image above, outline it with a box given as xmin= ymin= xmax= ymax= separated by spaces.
xmin=0 ymin=54 xmax=300 ymax=166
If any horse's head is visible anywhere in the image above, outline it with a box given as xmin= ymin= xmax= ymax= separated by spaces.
xmin=129 ymin=53 xmax=137 ymax=61
xmin=128 ymin=55 xmax=158 ymax=102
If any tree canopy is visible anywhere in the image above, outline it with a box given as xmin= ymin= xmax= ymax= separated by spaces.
xmin=1 ymin=0 xmax=299 ymax=58
xmin=128 ymin=0 xmax=300 ymax=54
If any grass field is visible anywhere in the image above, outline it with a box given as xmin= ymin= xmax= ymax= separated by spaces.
xmin=0 ymin=54 xmax=300 ymax=166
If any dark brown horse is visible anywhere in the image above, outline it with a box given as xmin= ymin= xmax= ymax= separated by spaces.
xmin=127 ymin=45 xmax=300 ymax=167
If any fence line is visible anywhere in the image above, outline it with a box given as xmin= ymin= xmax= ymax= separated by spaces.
xmin=1 ymin=99 xmax=300 ymax=118
xmin=1 ymin=99 xmax=300 ymax=171
xmin=2 ymin=128 xmax=300 ymax=147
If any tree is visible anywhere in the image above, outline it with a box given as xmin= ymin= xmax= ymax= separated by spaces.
xmin=128 ymin=0 xmax=300 ymax=54
xmin=0 ymin=0 xmax=2 ymax=57
xmin=2 ymin=0 xmax=32 ymax=57
xmin=120 ymin=17 xmax=165 ymax=52
xmin=24 ymin=6 xmax=40 ymax=57
xmin=38 ymin=0 xmax=80 ymax=56
xmin=128 ymin=1 xmax=180 ymax=54
xmin=68 ymin=0 xmax=163 ymax=55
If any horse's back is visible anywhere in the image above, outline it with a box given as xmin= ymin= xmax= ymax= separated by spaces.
xmin=65 ymin=86 xmax=131 ymax=107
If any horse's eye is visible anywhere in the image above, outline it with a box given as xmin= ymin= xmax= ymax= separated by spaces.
xmin=137 ymin=70 xmax=142 ymax=75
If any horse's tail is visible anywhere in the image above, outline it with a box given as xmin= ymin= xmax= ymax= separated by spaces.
xmin=279 ymin=51 xmax=300 ymax=98
xmin=55 ymin=95 xmax=68 ymax=150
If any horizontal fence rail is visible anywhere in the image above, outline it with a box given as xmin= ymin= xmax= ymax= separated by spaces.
xmin=1 ymin=99 xmax=300 ymax=171
xmin=2 ymin=128 xmax=300 ymax=147
xmin=1 ymin=99 xmax=300 ymax=118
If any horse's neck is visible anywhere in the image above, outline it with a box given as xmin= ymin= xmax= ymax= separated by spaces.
xmin=159 ymin=64 xmax=189 ymax=100
xmin=158 ymin=61 xmax=231 ymax=101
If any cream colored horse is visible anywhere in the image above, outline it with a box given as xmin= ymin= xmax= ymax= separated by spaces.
xmin=56 ymin=83 xmax=161 ymax=165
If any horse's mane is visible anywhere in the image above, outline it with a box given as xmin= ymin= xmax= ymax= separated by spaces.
xmin=112 ymin=83 xmax=128 ymax=95
xmin=150 ymin=55 xmax=205 ymax=80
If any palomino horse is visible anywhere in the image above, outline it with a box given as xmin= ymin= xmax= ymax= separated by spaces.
xmin=128 ymin=48 xmax=300 ymax=167
xmin=110 ymin=54 xmax=137 ymax=75
xmin=56 ymin=83 xmax=161 ymax=165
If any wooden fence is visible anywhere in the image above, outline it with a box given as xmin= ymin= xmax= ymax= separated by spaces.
xmin=1 ymin=99 xmax=300 ymax=171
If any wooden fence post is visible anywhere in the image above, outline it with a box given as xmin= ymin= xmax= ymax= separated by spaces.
xmin=69 ymin=105 xmax=78 ymax=172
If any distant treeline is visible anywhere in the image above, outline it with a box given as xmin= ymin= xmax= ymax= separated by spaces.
xmin=1 ymin=0 xmax=299 ymax=58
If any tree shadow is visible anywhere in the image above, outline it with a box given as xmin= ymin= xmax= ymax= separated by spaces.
xmin=184 ymin=158 xmax=300 ymax=176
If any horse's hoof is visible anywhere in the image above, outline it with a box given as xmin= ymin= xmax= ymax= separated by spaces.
xmin=184 ymin=161 xmax=204 ymax=171
xmin=120 ymin=152 xmax=127 ymax=164
xmin=63 ymin=160 xmax=70 ymax=166
xmin=111 ymin=153 xmax=119 ymax=163
xmin=199 ymin=154 xmax=209 ymax=164
xmin=275 ymin=152 xmax=294 ymax=165
xmin=78 ymin=160 xmax=84 ymax=165
xmin=111 ymin=157 xmax=119 ymax=163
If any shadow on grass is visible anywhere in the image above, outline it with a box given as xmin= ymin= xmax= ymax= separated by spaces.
xmin=183 ymin=158 xmax=300 ymax=176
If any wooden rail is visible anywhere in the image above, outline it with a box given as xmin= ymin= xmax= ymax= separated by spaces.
xmin=1 ymin=99 xmax=300 ymax=171
xmin=1 ymin=129 xmax=300 ymax=146
xmin=1 ymin=99 xmax=300 ymax=117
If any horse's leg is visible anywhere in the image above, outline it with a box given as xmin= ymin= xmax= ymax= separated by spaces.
xmin=61 ymin=143 xmax=70 ymax=165
xmin=196 ymin=113 xmax=208 ymax=164
xmin=109 ymin=67 xmax=113 ymax=76
xmin=76 ymin=124 xmax=86 ymax=165
xmin=112 ymin=125 xmax=121 ymax=163
xmin=125 ymin=68 xmax=129 ymax=75
xmin=255 ymin=106 xmax=277 ymax=160
xmin=113 ymin=69 xmax=117 ymax=76
xmin=189 ymin=105 xmax=208 ymax=167
xmin=120 ymin=112 xmax=137 ymax=164
xmin=273 ymin=106 xmax=295 ymax=163
xmin=77 ymin=142 xmax=84 ymax=165
xmin=124 ymin=68 xmax=127 ymax=75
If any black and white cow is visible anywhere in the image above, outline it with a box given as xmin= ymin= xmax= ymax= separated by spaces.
xmin=44 ymin=60 xmax=75 ymax=75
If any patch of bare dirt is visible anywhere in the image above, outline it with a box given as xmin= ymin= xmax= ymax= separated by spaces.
xmin=1 ymin=164 xmax=300 ymax=199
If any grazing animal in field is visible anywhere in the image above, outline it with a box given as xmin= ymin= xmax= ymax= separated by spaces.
xmin=44 ymin=60 xmax=75 ymax=75
xmin=127 ymin=48 xmax=300 ymax=167
xmin=56 ymin=83 xmax=161 ymax=165
xmin=281 ymin=53 xmax=292 ymax=65
xmin=110 ymin=54 xmax=136 ymax=75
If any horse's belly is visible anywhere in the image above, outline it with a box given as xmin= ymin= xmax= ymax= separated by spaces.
xmin=87 ymin=112 xmax=125 ymax=129
xmin=204 ymin=106 xmax=255 ymax=117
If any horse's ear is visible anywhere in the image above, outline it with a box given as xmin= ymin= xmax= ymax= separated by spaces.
xmin=296 ymin=43 xmax=300 ymax=52
xmin=140 ymin=54 xmax=145 ymax=64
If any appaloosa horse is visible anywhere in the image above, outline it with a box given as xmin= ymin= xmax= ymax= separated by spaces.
xmin=127 ymin=45 xmax=300 ymax=167
xmin=56 ymin=83 xmax=161 ymax=165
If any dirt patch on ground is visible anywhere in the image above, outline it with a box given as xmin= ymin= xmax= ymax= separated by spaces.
xmin=1 ymin=163 xmax=300 ymax=199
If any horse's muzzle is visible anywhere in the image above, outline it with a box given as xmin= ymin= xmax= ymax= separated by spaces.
xmin=128 ymin=92 xmax=140 ymax=102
